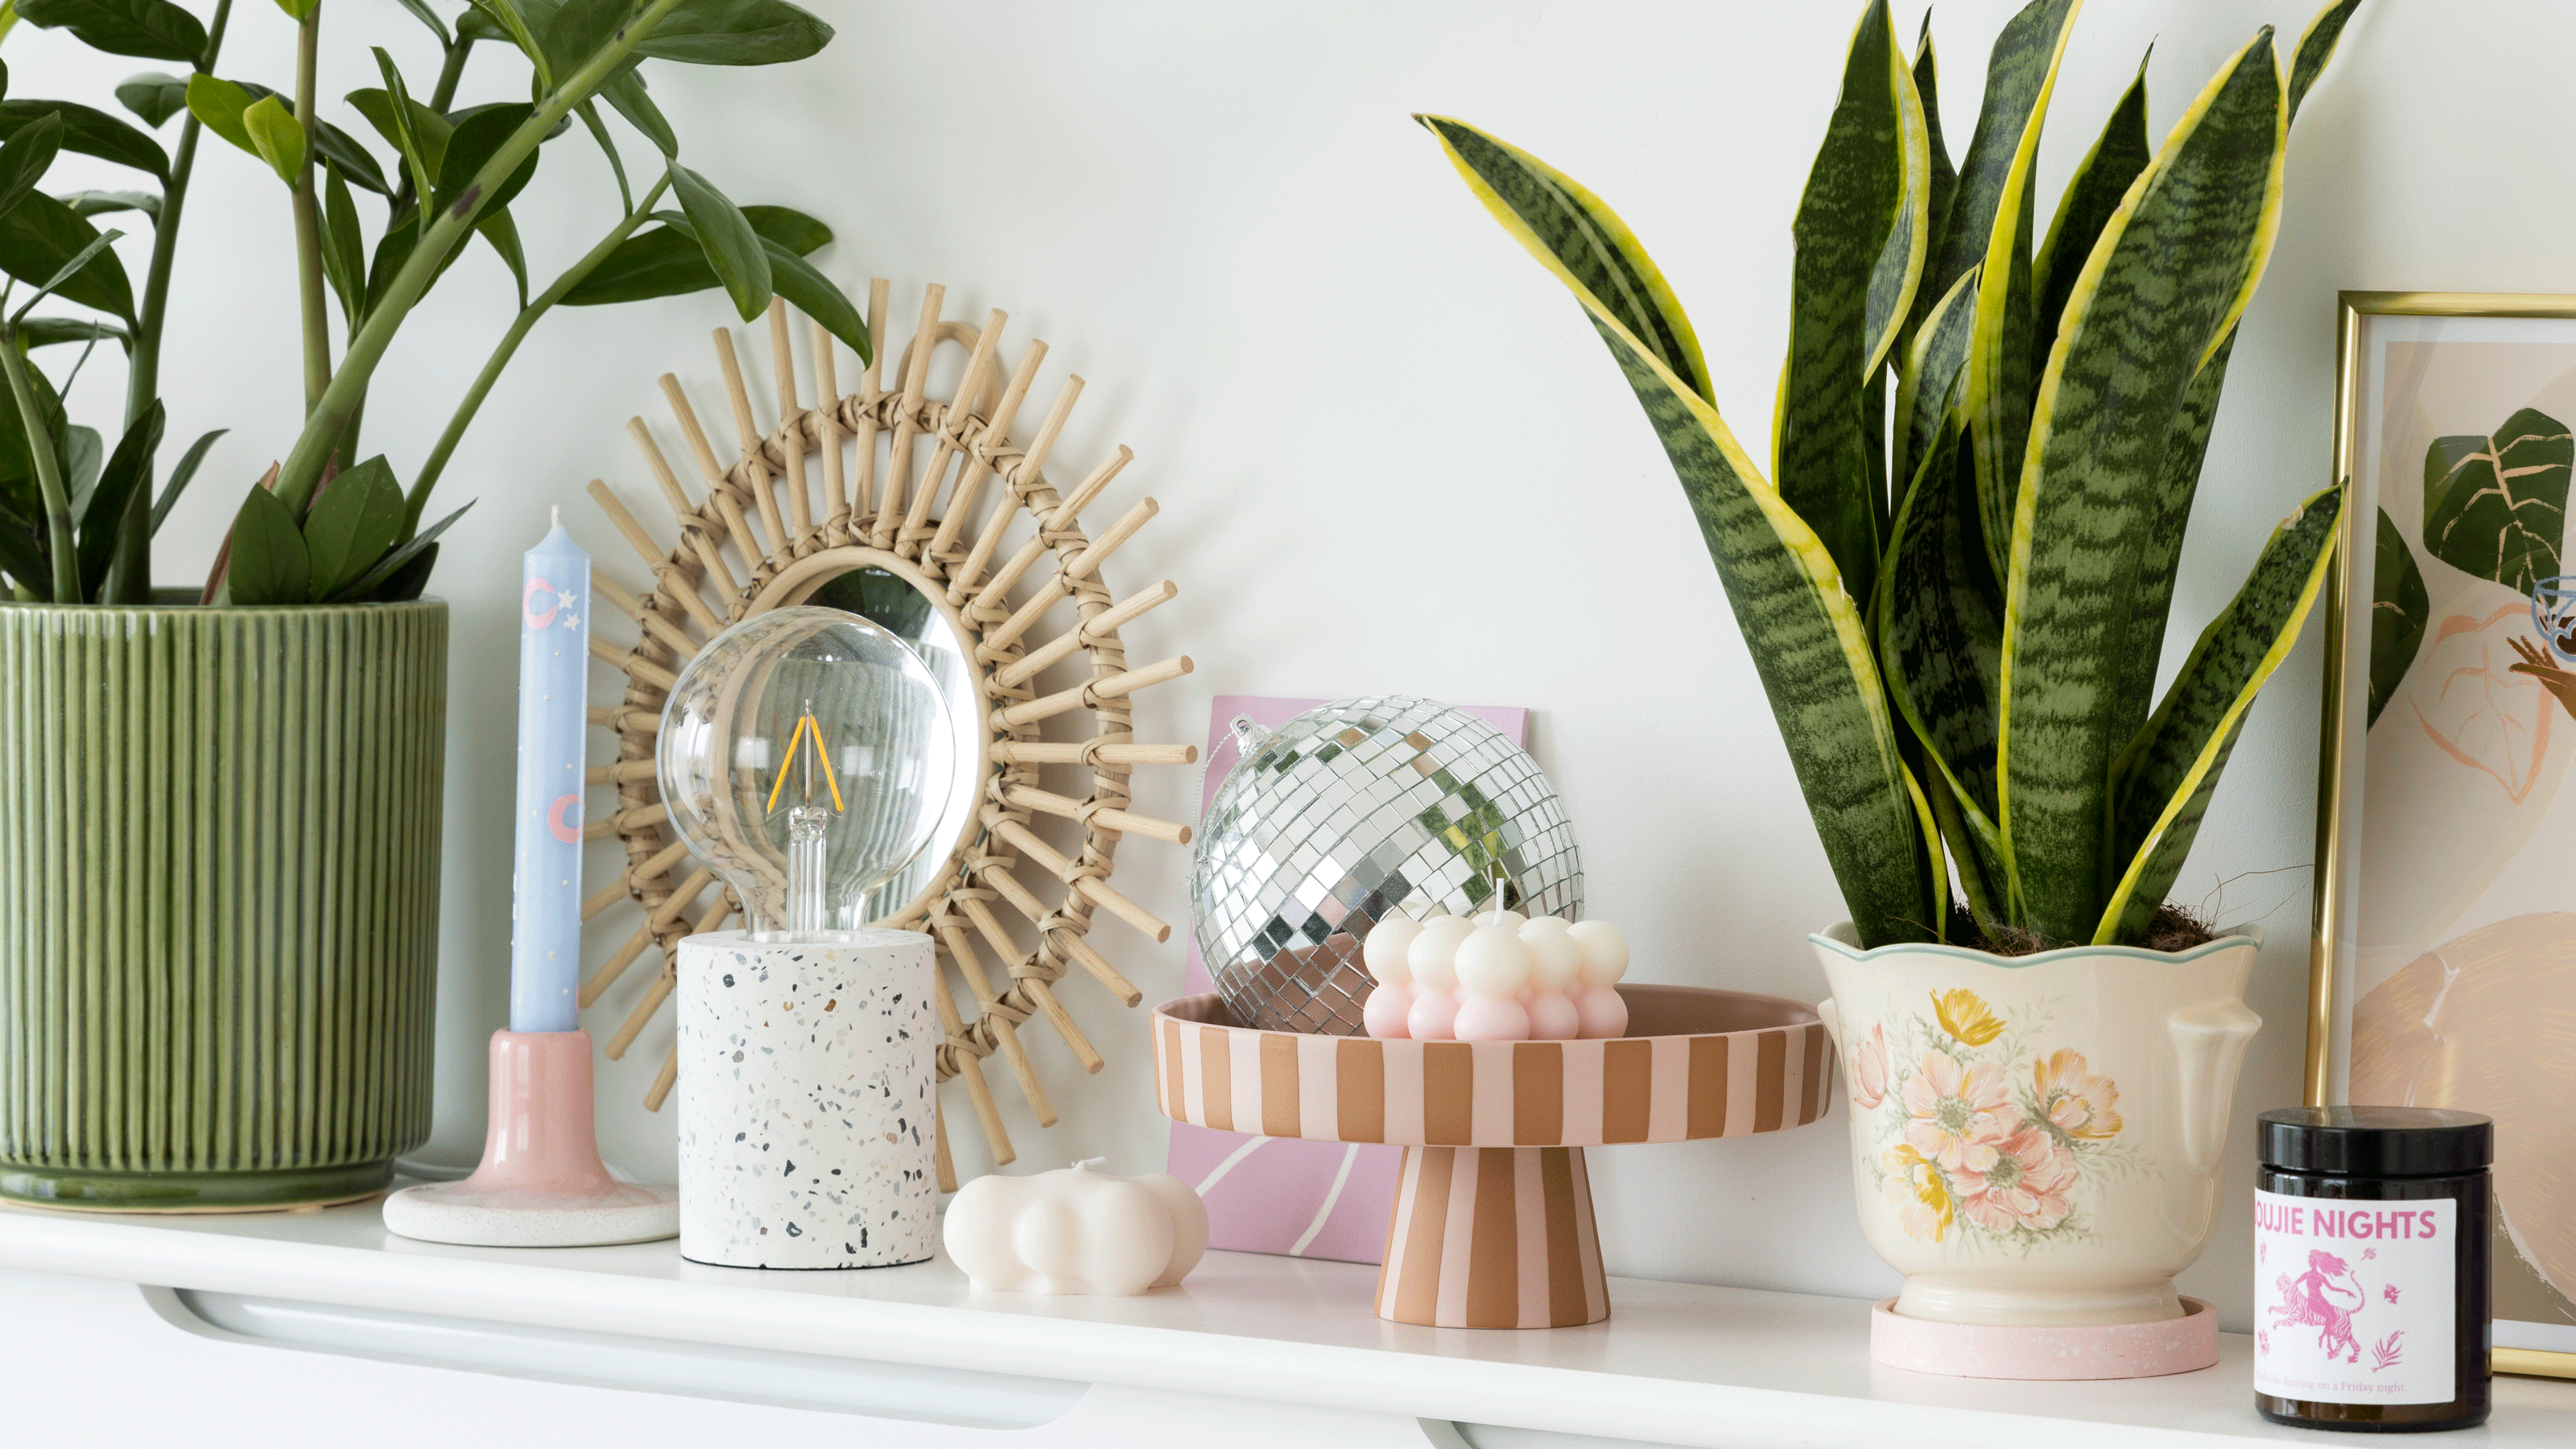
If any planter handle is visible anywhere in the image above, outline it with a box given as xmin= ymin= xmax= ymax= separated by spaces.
xmin=2168 ymin=1001 xmax=2261 ymax=1174
xmin=1816 ymin=997 xmax=1843 ymax=1053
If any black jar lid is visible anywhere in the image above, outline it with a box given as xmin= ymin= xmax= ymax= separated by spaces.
xmin=2259 ymin=1105 xmax=2492 ymax=1177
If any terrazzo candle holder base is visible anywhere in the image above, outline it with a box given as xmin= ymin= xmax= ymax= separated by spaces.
xmin=382 ymin=1029 xmax=678 ymax=1247
xmin=676 ymin=929 xmax=938 ymax=1269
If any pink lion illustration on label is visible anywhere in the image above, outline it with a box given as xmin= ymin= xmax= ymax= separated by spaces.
xmin=2272 ymin=1249 xmax=2367 ymax=1363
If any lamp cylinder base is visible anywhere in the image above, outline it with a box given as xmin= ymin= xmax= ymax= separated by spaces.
xmin=676 ymin=929 xmax=938 ymax=1269
xmin=382 ymin=1029 xmax=678 ymax=1247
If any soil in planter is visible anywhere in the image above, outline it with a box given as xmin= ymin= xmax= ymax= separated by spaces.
xmin=1949 ymin=902 xmax=2219 ymax=958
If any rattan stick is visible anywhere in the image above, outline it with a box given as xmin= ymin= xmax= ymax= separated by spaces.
xmin=997 ymin=580 xmax=1175 ymax=687
xmin=937 ymin=919 xmax=1056 ymax=1125
xmin=586 ymin=481 xmax=717 ymax=630
xmin=1063 ymin=497 xmax=1158 ymax=581
xmin=952 ymin=504 xmax=1022 ymax=605
xmin=767 ymin=301 xmax=813 ymax=542
xmin=1050 ymin=930 xmax=1141 ymax=1007
xmin=649 ymin=867 xmax=715 ymax=930
xmin=968 ymin=535 xmax=1052 ymax=617
xmin=902 ymin=311 xmax=1004 ymax=546
xmin=932 ymin=966 xmax=1013 ymax=1166
xmin=933 ymin=1099 xmax=957 ymax=1195
xmin=957 ymin=892 xmax=1022 ymax=964
xmin=594 ymin=576 xmax=700 ymax=661
xmin=712 ymin=488 xmax=771 ymax=570
xmin=811 ymin=318 xmax=847 ymax=527
xmin=1005 ymin=784 xmax=1191 ymax=844
xmin=990 ymin=741 xmax=1195 ymax=766
xmin=1015 ymin=374 xmax=1083 ymax=485
xmin=1000 ymin=655 xmax=1192 ymax=727
xmin=848 ymin=279 xmax=890 ymax=532
xmin=646 ymin=1049 xmax=679 ymax=1113
xmin=590 ymin=636 xmax=679 ymax=692
xmin=1046 ymin=447 xmax=1132 ymax=530
xmin=581 ymin=837 xmax=688 ymax=922
xmin=989 ymin=818 xmax=1172 ymax=941
xmin=715 ymin=329 xmax=791 ymax=552
xmin=979 ymin=858 xmax=1055 ymax=928
xmin=583 ymin=758 xmax=660 ymax=787
xmin=875 ymin=286 xmax=943 ymax=547
xmin=583 ymin=800 xmax=669 ymax=842
xmin=590 ymin=705 xmax=661 ymax=736
xmin=955 ymin=892 xmax=1099 ymax=1070
xmin=607 ymin=970 xmax=673 ymax=1059
xmin=582 ymin=922 xmax=656 ymax=1006
xmin=658 ymin=374 xmax=729 ymax=495
xmin=929 ymin=341 xmax=1047 ymax=560
xmin=625 ymin=418 xmax=710 ymax=539
xmin=980 ymin=576 xmax=1067 ymax=658
xmin=1020 ymin=978 xmax=1103 ymax=1073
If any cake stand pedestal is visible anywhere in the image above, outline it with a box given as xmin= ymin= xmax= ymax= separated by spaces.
xmin=1153 ymin=985 xmax=1835 ymax=1328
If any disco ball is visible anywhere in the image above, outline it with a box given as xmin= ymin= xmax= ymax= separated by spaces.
xmin=1191 ymin=695 xmax=1584 ymax=1034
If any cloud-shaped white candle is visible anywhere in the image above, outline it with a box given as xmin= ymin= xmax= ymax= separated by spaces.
xmin=943 ymin=1160 xmax=1208 ymax=1295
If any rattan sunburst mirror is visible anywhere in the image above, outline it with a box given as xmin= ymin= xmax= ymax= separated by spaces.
xmin=578 ymin=280 xmax=1194 ymax=1190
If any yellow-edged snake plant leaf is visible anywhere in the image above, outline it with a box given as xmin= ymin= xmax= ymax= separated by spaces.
xmin=2289 ymin=0 xmax=2364 ymax=124
xmin=2104 ymin=327 xmax=2241 ymax=757
xmin=2368 ymin=506 xmax=2428 ymax=729
xmin=1421 ymin=114 xmax=1934 ymax=947
xmin=2421 ymin=407 xmax=2570 ymax=597
xmin=2031 ymin=49 xmax=2149 ymax=394
xmin=1911 ymin=12 xmax=1957 ymax=260
xmin=1893 ymin=266 xmax=1978 ymax=522
xmin=2001 ymin=27 xmax=2286 ymax=943
xmin=2099 ymin=481 xmax=2343 ymax=942
xmin=1779 ymin=0 xmax=1927 ymax=609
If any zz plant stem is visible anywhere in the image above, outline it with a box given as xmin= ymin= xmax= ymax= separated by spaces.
xmin=127 ymin=0 xmax=233 ymax=428
xmin=404 ymin=171 xmax=674 ymax=530
xmin=289 ymin=4 xmax=328 ymax=414
xmin=272 ymin=0 xmax=689 ymax=518
xmin=1 ymin=328 xmax=78 ymax=603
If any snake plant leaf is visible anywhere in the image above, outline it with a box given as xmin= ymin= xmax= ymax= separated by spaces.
xmin=1414 ymin=115 xmax=1711 ymax=403
xmin=2421 ymin=407 xmax=2569 ymax=597
xmin=2289 ymin=0 xmax=2363 ymax=125
xmin=1893 ymin=264 xmax=1977 ymax=507
xmin=1902 ymin=0 xmax=2077 ymax=349
xmin=2030 ymin=50 xmax=2148 ymax=394
xmin=2001 ymin=27 xmax=2285 ymax=943
xmin=2099 ymin=481 xmax=2342 ymax=942
xmin=1777 ymin=0 xmax=1922 ymax=608
xmin=1912 ymin=14 xmax=1956 ymax=260
xmin=2368 ymin=506 xmax=2427 ymax=728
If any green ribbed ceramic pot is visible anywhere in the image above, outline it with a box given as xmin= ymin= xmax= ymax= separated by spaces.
xmin=0 ymin=596 xmax=447 ymax=1211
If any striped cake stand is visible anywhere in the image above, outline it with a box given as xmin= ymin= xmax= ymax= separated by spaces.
xmin=1151 ymin=985 xmax=1835 ymax=1328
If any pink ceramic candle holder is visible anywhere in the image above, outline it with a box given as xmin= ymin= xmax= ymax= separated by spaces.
xmin=1154 ymin=985 xmax=1834 ymax=1327
xmin=382 ymin=1029 xmax=677 ymax=1247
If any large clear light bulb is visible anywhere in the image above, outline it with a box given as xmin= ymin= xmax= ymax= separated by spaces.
xmin=658 ymin=606 xmax=958 ymax=942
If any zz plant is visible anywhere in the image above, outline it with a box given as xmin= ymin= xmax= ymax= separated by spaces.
xmin=1423 ymin=0 xmax=2360 ymax=951
xmin=0 ymin=0 xmax=865 ymax=607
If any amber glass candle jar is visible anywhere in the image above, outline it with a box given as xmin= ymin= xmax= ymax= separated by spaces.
xmin=2254 ymin=1106 xmax=2492 ymax=1432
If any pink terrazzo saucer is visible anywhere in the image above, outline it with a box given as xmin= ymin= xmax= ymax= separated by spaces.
xmin=1869 ymin=1296 xmax=2219 ymax=1380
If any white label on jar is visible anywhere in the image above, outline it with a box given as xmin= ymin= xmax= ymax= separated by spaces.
xmin=2254 ymin=1189 xmax=2455 ymax=1406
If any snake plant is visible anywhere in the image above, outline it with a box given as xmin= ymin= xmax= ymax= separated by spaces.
xmin=1422 ymin=0 xmax=2360 ymax=950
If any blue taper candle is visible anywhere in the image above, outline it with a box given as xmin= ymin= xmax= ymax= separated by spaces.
xmin=511 ymin=507 xmax=591 ymax=1033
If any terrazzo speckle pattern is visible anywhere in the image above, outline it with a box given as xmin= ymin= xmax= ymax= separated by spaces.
xmin=676 ymin=930 xmax=936 ymax=1269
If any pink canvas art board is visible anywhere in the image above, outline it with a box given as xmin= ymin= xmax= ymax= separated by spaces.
xmin=1166 ymin=695 xmax=1530 ymax=1265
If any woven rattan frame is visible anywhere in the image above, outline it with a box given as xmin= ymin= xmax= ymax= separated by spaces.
xmin=579 ymin=281 xmax=1195 ymax=1189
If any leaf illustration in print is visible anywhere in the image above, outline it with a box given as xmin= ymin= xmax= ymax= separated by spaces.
xmin=2422 ymin=407 xmax=2570 ymax=597
xmin=2409 ymin=604 xmax=2557 ymax=802
xmin=2369 ymin=507 xmax=2429 ymax=729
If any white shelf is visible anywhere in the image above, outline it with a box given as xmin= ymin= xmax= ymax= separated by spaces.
xmin=2 ymin=1191 xmax=2570 ymax=1448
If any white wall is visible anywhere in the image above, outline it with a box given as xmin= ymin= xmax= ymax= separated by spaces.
xmin=14 ymin=0 xmax=2556 ymax=1337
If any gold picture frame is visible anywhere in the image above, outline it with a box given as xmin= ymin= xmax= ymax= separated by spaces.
xmin=2314 ymin=291 xmax=2576 ymax=1381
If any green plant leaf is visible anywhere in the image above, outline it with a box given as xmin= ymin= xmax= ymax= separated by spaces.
xmin=63 ymin=424 xmax=103 ymax=509
xmin=557 ymin=203 xmax=827 ymax=305
xmin=60 ymin=187 xmax=158 ymax=218
xmin=1911 ymin=14 xmax=1955 ymax=269
xmin=0 ymin=499 xmax=52 ymax=600
xmin=184 ymin=73 xmax=255 ymax=154
xmin=1423 ymin=114 xmax=1930 ymax=947
xmin=599 ymin=68 xmax=675 ymax=156
xmin=2367 ymin=504 xmax=2426 ymax=729
xmin=0 ymin=345 xmax=66 ymax=494
xmin=312 ymin=118 xmax=390 ymax=196
xmin=318 ymin=166 xmax=365 ymax=324
xmin=633 ymin=0 xmax=831 ymax=66
xmin=478 ymin=204 xmax=527 ymax=308
xmin=2100 ymin=328 xmax=2241 ymax=760
xmin=74 ymin=396 xmax=156 ymax=597
xmin=431 ymin=101 xmax=539 ymax=225
xmin=224 ymin=484 xmax=310 ymax=605
xmin=363 ymin=215 xmax=419 ymax=315
xmin=0 ymin=193 xmax=134 ymax=320
xmin=2289 ymin=0 xmax=2363 ymax=124
xmin=574 ymin=100 xmax=630 ymax=211
xmin=2000 ymin=27 xmax=2286 ymax=942
xmin=274 ymin=0 xmax=320 ymax=19
xmin=541 ymin=0 xmax=630 ymax=77
xmin=242 ymin=94 xmax=305 ymax=182
xmin=2421 ymin=406 xmax=2568 ymax=597
xmin=667 ymin=159 xmax=768 ymax=320
xmin=331 ymin=497 xmax=469 ymax=601
xmin=351 ymin=68 xmax=449 ymax=204
xmin=2098 ymin=481 xmax=2343 ymax=942
xmin=758 ymin=235 xmax=864 ymax=357
xmin=2030 ymin=50 xmax=2149 ymax=392
xmin=7 ymin=225 xmax=122 ymax=322
xmin=1891 ymin=263 xmax=1975 ymax=504
xmin=392 ymin=0 xmax=452 ymax=47
xmin=302 ymin=453 xmax=405 ymax=600
xmin=113 ymin=69 xmax=188 ymax=127
xmin=16 ymin=0 xmax=207 ymax=64
xmin=148 ymin=424 xmax=222 ymax=534
xmin=16 ymin=315 xmax=125 ymax=346
xmin=0 ymin=110 xmax=61 ymax=221
xmin=0 ymin=98 xmax=167 ymax=177
xmin=1777 ymin=0 xmax=1926 ymax=610
xmin=464 ymin=0 xmax=553 ymax=90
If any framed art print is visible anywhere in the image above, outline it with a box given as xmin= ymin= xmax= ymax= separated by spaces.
xmin=2314 ymin=292 xmax=2576 ymax=1380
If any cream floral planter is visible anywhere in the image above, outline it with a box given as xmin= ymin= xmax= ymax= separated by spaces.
xmin=1814 ymin=923 xmax=2262 ymax=1327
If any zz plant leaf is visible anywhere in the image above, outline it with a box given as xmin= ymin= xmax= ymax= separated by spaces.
xmin=223 ymin=485 xmax=310 ymax=605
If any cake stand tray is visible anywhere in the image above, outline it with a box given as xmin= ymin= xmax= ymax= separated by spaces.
xmin=1152 ymin=985 xmax=1835 ymax=1328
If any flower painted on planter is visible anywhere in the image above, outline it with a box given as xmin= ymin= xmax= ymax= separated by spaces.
xmin=1954 ymin=1125 xmax=2079 ymax=1232
xmin=1850 ymin=1022 xmax=1890 ymax=1109
xmin=2033 ymin=1048 xmax=2123 ymax=1141
xmin=1882 ymin=1143 xmax=1953 ymax=1242
xmin=1931 ymin=989 xmax=2006 ymax=1046
xmin=1902 ymin=1051 xmax=2018 ymax=1174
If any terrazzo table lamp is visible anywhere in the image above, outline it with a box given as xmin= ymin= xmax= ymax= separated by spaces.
xmin=385 ymin=512 xmax=680 ymax=1247
xmin=656 ymin=607 xmax=960 ymax=1269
